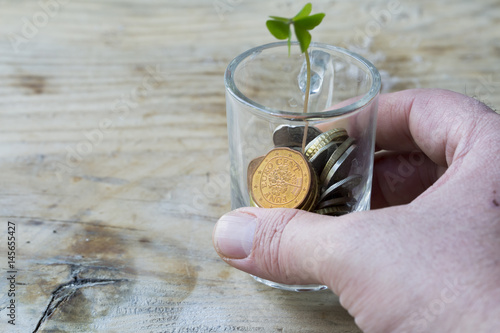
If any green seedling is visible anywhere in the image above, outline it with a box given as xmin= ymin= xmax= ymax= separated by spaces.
xmin=266 ymin=3 xmax=325 ymax=152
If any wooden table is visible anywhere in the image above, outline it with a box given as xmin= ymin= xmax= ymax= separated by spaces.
xmin=1 ymin=0 xmax=498 ymax=332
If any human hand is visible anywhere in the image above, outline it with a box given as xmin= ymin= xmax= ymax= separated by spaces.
xmin=213 ymin=89 xmax=500 ymax=333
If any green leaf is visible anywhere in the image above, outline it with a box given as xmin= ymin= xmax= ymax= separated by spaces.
xmin=269 ymin=16 xmax=290 ymax=23
xmin=266 ymin=3 xmax=325 ymax=56
xmin=294 ymin=13 xmax=325 ymax=30
xmin=294 ymin=26 xmax=311 ymax=53
xmin=266 ymin=20 xmax=290 ymax=40
xmin=292 ymin=3 xmax=312 ymax=21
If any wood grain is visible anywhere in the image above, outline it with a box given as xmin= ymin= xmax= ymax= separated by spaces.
xmin=0 ymin=0 xmax=498 ymax=332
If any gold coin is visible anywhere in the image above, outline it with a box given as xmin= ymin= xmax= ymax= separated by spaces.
xmin=304 ymin=128 xmax=348 ymax=160
xmin=251 ymin=147 xmax=311 ymax=209
xmin=298 ymin=169 xmax=319 ymax=212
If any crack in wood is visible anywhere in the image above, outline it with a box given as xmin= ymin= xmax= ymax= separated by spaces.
xmin=32 ymin=274 xmax=126 ymax=333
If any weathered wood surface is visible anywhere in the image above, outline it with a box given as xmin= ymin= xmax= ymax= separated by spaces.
xmin=0 ymin=0 xmax=498 ymax=332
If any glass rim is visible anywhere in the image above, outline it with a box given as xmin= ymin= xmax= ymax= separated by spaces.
xmin=224 ymin=41 xmax=381 ymax=120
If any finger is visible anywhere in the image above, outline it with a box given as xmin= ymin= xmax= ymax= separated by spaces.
xmin=213 ymin=207 xmax=399 ymax=289
xmin=375 ymin=88 xmax=496 ymax=166
xmin=371 ymin=151 xmax=447 ymax=209
xmin=212 ymin=206 xmax=421 ymax=331
xmin=213 ymin=208 xmax=345 ymax=287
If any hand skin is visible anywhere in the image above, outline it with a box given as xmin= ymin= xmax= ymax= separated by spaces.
xmin=213 ymin=89 xmax=500 ymax=333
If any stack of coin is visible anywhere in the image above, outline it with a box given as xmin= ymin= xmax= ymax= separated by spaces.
xmin=248 ymin=147 xmax=318 ymax=210
xmin=248 ymin=125 xmax=362 ymax=216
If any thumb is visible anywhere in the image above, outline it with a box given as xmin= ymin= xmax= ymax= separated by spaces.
xmin=212 ymin=207 xmax=367 ymax=289
xmin=212 ymin=206 xmax=427 ymax=332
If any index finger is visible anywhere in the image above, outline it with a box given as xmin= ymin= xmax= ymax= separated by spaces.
xmin=375 ymin=88 xmax=497 ymax=167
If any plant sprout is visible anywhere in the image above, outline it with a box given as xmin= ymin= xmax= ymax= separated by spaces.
xmin=266 ymin=3 xmax=325 ymax=152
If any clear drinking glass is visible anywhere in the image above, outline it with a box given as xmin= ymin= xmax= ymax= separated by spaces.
xmin=224 ymin=41 xmax=381 ymax=291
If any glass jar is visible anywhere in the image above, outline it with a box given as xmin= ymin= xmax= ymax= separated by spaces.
xmin=225 ymin=41 xmax=381 ymax=291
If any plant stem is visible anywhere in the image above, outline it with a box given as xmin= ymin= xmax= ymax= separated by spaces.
xmin=301 ymin=50 xmax=311 ymax=154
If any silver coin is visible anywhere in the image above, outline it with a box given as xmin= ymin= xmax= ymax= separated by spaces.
xmin=308 ymin=140 xmax=343 ymax=175
xmin=316 ymin=196 xmax=349 ymax=210
xmin=321 ymin=143 xmax=357 ymax=189
xmin=314 ymin=205 xmax=351 ymax=216
xmin=319 ymin=174 xmax=362 ymax=202
xmin=273 ymin=124 xmax=322 ymax=148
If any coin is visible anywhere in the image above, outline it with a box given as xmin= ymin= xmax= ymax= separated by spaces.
xmin=249 ymin=193 xmax=258 ymax=207
xmin=304 ymin=128 xmax=348 ymax=159
xmin=323 ymin=144 xmax=357 ymax=189
xmin=247 ymin=156 xmax=265 ymax=190
xmin=308 ymin=140 xmax=343 ymax=175
xmin=320 ymin=139 xmax=356 ymax=188
xmin=249 ymin=126 xmax=361 ymax=215
xmin=273 ymin=124 xmax=322 ymax=148
xmin=319 ymin=174 xmax=362 ymax=202
xmin=314 ymin=205 xmax=351 ymax=216
xmin=250 ymin=147 xmax=312 ymax=209
xmin=298 ymin=169 xmax=319 ymax=211
xmin=316 ymin=197 xmax=349 ymax=210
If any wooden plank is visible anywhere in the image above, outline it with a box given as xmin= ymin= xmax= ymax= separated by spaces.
xmin=0 ymin=0 xmax=498 ymax=332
